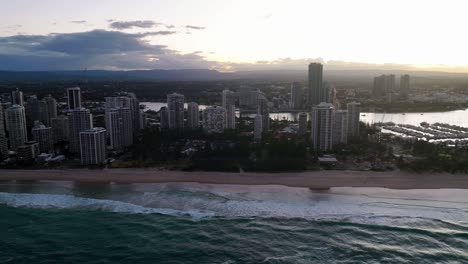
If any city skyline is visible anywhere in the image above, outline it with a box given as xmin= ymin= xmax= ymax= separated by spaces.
xmin=2 ymin=0 xmax=468 ymax=72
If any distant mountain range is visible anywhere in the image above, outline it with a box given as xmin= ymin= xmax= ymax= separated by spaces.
xmin=1 ymin=69 xmax=467 ymax=82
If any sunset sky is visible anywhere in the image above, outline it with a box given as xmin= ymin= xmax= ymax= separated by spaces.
xmin=1 ymin=0 xmax=468 ymax=71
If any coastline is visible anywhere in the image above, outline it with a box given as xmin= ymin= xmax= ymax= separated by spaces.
xmin=1 ymin=168 xmax=468 ymax=189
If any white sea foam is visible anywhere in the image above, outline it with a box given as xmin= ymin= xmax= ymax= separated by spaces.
xmin=2 ymin=184 xmax=468 ymax=226
xmin=0 ymin=192 xmax=215 ymax=219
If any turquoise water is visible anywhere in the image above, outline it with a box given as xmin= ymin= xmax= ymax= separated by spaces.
xmin=2 ymin=182 xmax=468 ymax=263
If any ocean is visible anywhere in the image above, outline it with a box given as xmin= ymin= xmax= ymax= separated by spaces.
xmin=1 ymin=182 xmax=468 ymax=263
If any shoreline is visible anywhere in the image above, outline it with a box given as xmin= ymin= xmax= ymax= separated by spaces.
xmin=1 ymin=169 xmax=468 ymax=189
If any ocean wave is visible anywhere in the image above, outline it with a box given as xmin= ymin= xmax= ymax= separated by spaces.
xmin=0 ymin=192 xmax=215 ymax=219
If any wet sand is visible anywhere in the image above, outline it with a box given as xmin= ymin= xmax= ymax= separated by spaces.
xmin=1 ymin=169 xmax=468 ymax=189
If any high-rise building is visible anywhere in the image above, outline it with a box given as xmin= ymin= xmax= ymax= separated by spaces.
xmin=122 ymin=92 xmax=141 ymax=133
xmin=298 ymin=112 xmax=308 ymax=135
xmin=308 ymin=63 xmax=324 ymax=107
xmin=79 ymin=127 xmax=107 ymax=165
xmin=222 ymin=90 xmax=237 ymax=129
xmin=257 ymin=93 xmax=270 ymax=133
xmin=400 ymin=74 xmax=410 ymax=99
xmin=159 ymin=107 xmax=169 ymax=129
xmin=68 ymin=108 xmax=93 ymax=154
xmin=323 ymin=82 xmax=332 ymax=103
xmin=333 ymin=110 xmax=348 ymax=146
xmin=17 ymin=141 xmax=40 ymax=161
xmin=0 ymin=107 xmax=7 ymax=159
xmin=6 ymin=105 xmax=28 ymax=150
xmin=39 ymin=100 xmax=50 ymax=127
xmin=139 ymin=110 xmax=147 ymax=130
xmin=373 ymin=75 xmax=396 ymax=97
xmin=11 ymin=88 xmax=24 ymax=106
xmin=42 ymin=95 xmax=57 ymax=126
xmin=239 ymin=85 xmax=252 ymax=107
xmin=0 ymin=137 xmax=7 ymax=160
xmin=347 ymin=102 xmax=361 ymax=140
xmin=310 ymin=102 xmax=334 ymax=151
xmin=67 ymin=87 xmax=82 ymax=110
xmin=254 ymin=114 xmax=263 ymax=141
xmin=290 ymin=82 xmax=303 ymax=109
xmin=187 ymin=102 xmax=200 ymax=129
xmin=26 ymin=95 xmax=40 ymax=125
xmin=104 ymin=96 xmax=133 ymax=133
xmin=51 ymin=115 xmax=69 ymax=143
xmin=31 ymin=121 xmax=54 ymax=153
xmin=167 ymin=93 xmax=185 ymax=129
xmin=106 ymin=107 xmax=133 ymax=149
xmin=202 ymin=106 xmax=226 ymax=133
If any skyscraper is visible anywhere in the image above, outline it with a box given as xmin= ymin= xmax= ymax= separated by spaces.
xmin=333 ymin=110 xmax=348 ymax=146
xmin=68 ymin=108 xmax=93 ymax=154
xmin=310 ymin=102 xmax=334 ymax=151
xmin=51 ymin=115 xmax=69 ymax=143
xmin=257 ymin=93 xmax=270 ymax=133
xmin=222 ymin=89 xmax=237 ymax=129
xmin=79 ymin=127 xmax=107 ymax=165
xmin=106 ymin=107 xmax=133 ymax=150
xmin=202 ymin=106 xmax=226 ymax=133
xmin=187 ymin=102 xmax=200 ymax=129
xmin=400 ymin=74 xmax=410 ymax=99
xmin=290 ymin=82 xmax=303 ymax=109
xmin=254 ymin=114 xmax=263 ymax=141
xmin=159 ymin=107 xmax=169 ymax=129
xmin=347 ymin=102 xmax=361 ymax=140
xmin=373 ymin=75 xmax=396 ymax=97
xmin=167 ymin=93 xmax=185 ymax=129
xmin=32 ymin=121 xmax=54 ymax=153
xmin=0 ymin=107 xmax=8 ymax=159
xmin=298 ymin=112 xmax=308 ymax=135
xmin=42 ymin=95 xmax=57 ymax=126
xmin=308 ymin=63 xmax=324 ymax=107
xmin=26 ymin=95 xmax=40 ymax=125
xmin=11 ymin=88 xmax=24 ymax=106
xmin=67 ymin=87 xmax=82 ymax=110
xmin=6 ymin=105 xmax=28 ymax=150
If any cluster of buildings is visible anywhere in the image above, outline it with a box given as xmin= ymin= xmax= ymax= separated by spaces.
xmin=0 ymin=87 xmax=145 ymax=165
xmin=157 ymin=63 xmax=361 ymax=152
xmin=373 ymin=74 xmax=411 ymax=102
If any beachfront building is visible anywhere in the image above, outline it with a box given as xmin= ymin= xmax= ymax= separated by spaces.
xmin=106 ymin=107 xmax=133 ymax=150
xmin=310 ymin=102 xmax=334 ymax=151
xmin=79 ymin=127 xmax=107 ymax=165
xmin=254 ymin=114 xmax=263 ymax=141
xmin=17 ymin=141 xmax=40 ymax=161
xmin=333 ymin=110 xmax=348 ymax=146
xmin=6 ymin=104 xmax=28 ymax=150
xmin=257 ymin=93 xmax=270 ymax=133
xmin=68 ymin=108 xmax=93 ymax=154
xmin=187 ymin=102 xmax=200 ymax=129
xmin=347 ymin=102 xmax=361 ymax=140
xmin=222 ymin=89 xmax=237 ymax=129
xmin=167 ymin=93 xmax=185 ymax=129
xmin=298 ymin=112 xmax=308 ymax=135
xmin=202 ymin=106 xmax=226 ymax=133
xmin=31 ymin=121 xmax=54 ymax=153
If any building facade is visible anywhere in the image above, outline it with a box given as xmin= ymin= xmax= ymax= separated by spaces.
xmin=298 ymin=112 xmax=308 ymax=135
xmin=308 ymin=63 xmax=324 ymax=107
xmin=67 ymin=87 xmax=82 ymax=110
xmin=332 ymin=110 xmax=348 ymax=146
xmin=202 ymin=106 xmax=226 ymax=133
xmin=106 ymin=107 xmax=133 ymax=149
xmin=167 ymin=93 xmax=185 ymax=129
xmin=51 ymin=115 xmax=69 ymax=143
xmin=222 ymin=90 xmax=237 ymax=129
xmin=79 ymin=127 xmax=107 ymax=165
xmin=310 ymin=102 xmax=334 ymax=151
xmin=187 ymin=102 xmax=200 ymax=129
xmin=68 ymin=108 xmax=93 ymax=154
xmin=32 ymin=121 xmax=54 ymax=153
xmin=290 ymin=82 xmax=303 ymax=109
xmin=6 ymin=105 xmax=28 ymax=150
xmin=347 ymin=102 xmax=361 ymax=140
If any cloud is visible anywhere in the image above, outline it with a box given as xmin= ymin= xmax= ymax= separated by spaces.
xmin=71 ymin=20 xmax=87 ymax=24
xmin=185 ymin=25 xmax=205 ymax=30
xmin=0 ymin=30 xmax=216 ymax=70
xmin=109 ymin=20 xmax=159 ymax=30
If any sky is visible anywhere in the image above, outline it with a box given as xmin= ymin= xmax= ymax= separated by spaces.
xmin=1 ymin=0 xmax=468 ymax=72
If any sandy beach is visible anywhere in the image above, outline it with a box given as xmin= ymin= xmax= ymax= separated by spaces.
xmin=1 ymin=169 xmax=468 ymax=189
